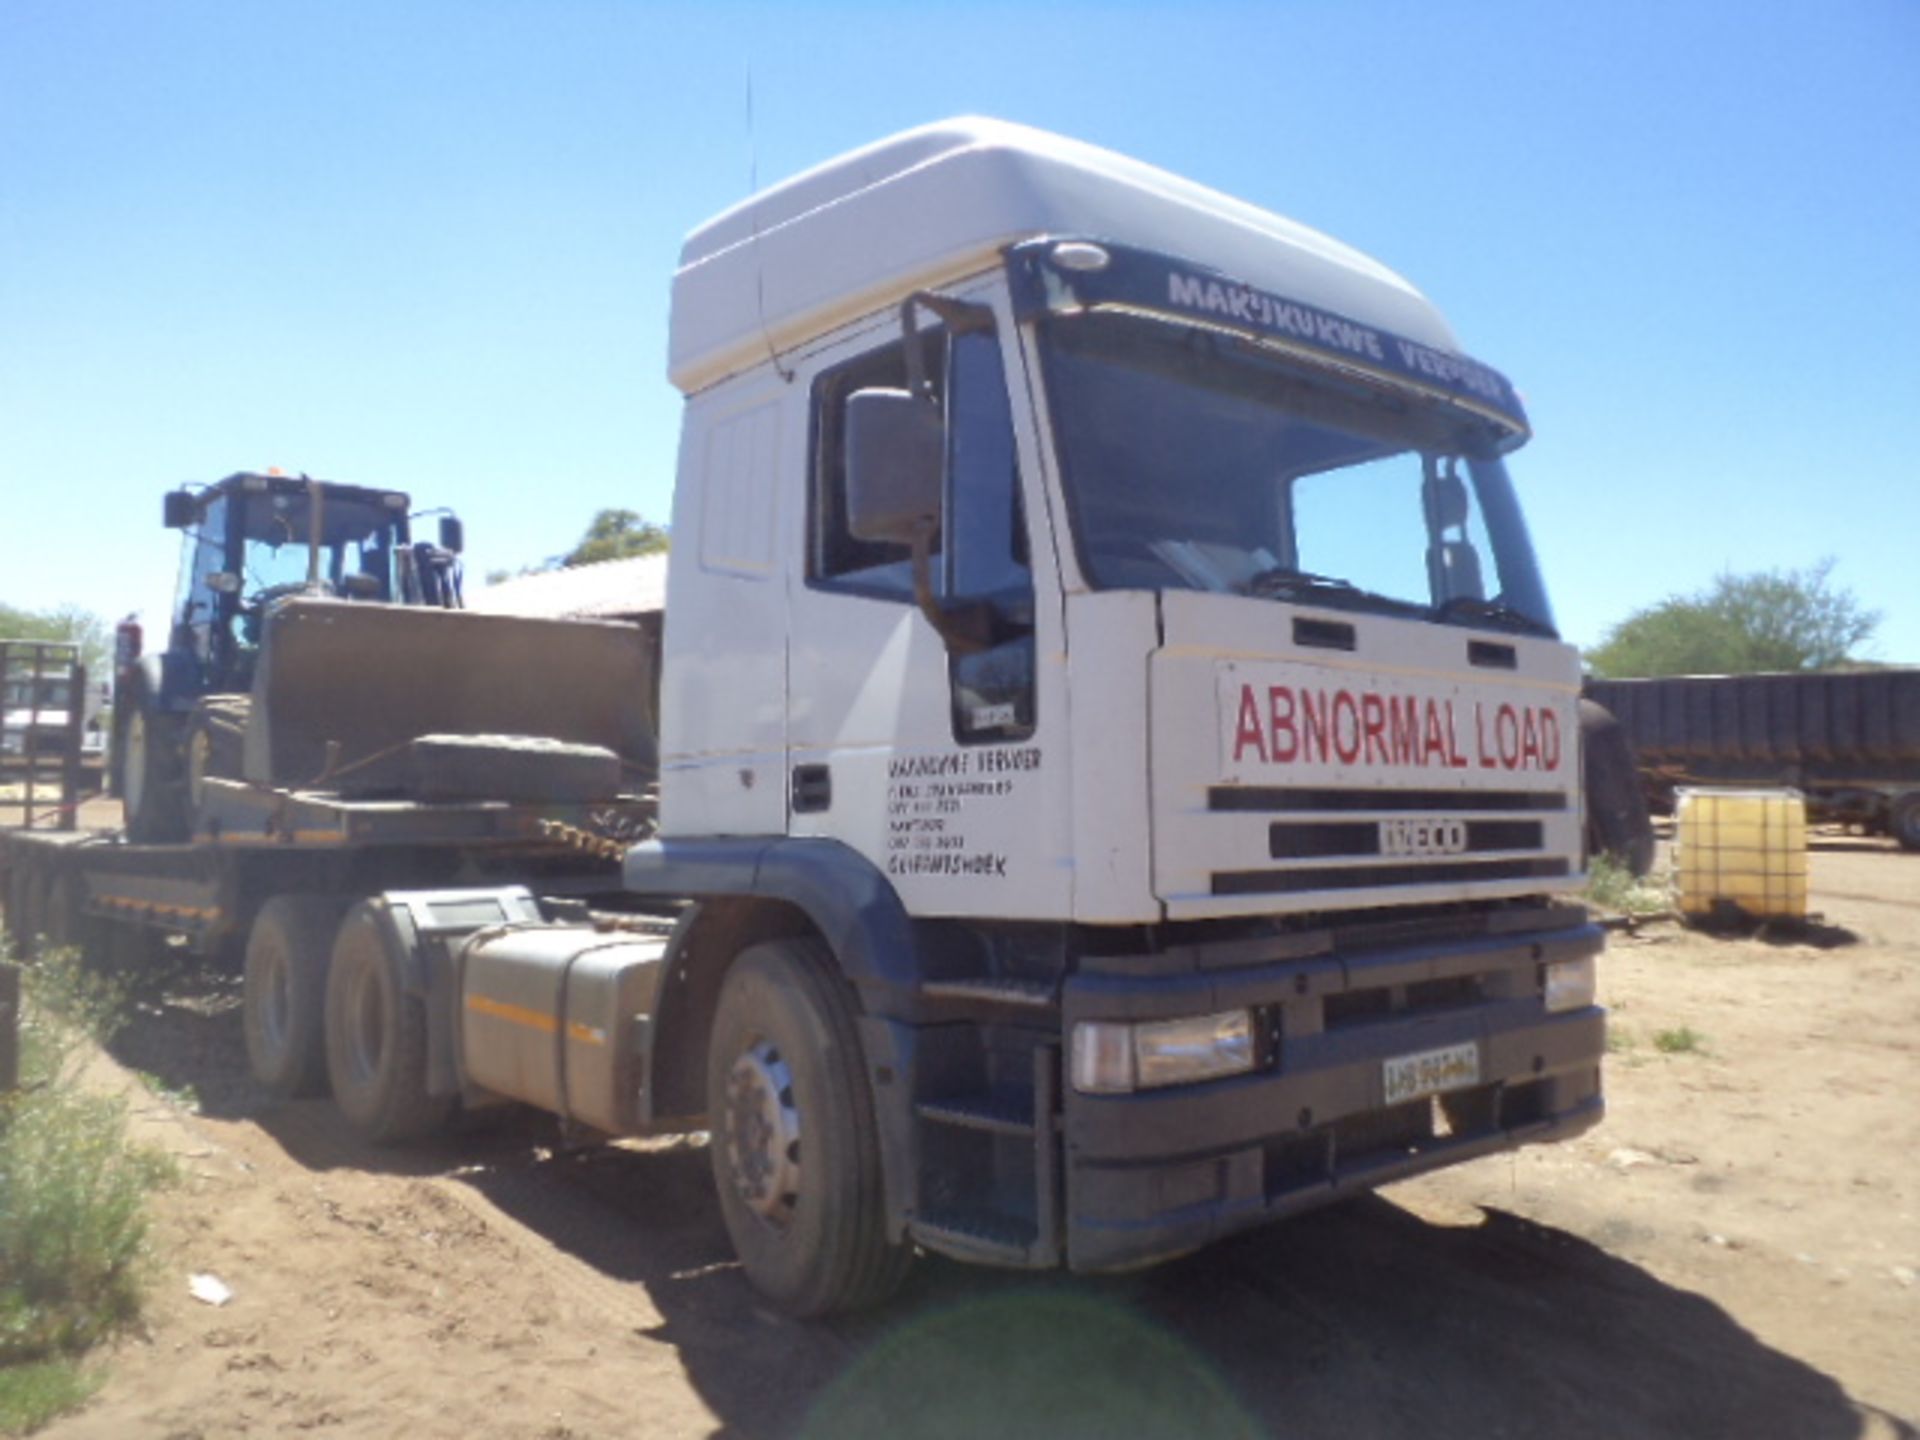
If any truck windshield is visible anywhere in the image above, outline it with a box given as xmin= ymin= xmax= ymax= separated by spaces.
xmin=1039 ymin=312 xmax=1556 ymax=635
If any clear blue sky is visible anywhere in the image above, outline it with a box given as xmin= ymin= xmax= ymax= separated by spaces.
xmin=4 ymin=1 xmax=1916 ymax=661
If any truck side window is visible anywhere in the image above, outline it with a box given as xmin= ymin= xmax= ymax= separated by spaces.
xmin=944 ymin=329 xmax=1037 ymax=745
xmin=944 ymin=329 xmax=1030 ymax=603
xmin=810 ymin=320 xmax=1036 ymax=743
xmin=811 ymin=336 xmax=946 ymax=598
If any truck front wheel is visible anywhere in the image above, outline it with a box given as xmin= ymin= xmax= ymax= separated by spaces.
xmin=245 ymin=896 xmax=343 ymax=1099
xmin=324 ymin=903 xmax=451 ymax=1142
xmin=1891 ymin=792 xmax=1920 ymax=853
xmin=705 ymin=938 xmax=910 ymax=1316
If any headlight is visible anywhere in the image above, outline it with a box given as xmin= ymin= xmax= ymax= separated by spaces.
xmin=1071 ymin=1009 xmax=1257 ymax=1094
xmin=1544 ymin=956 xmax=1597 ymax=1013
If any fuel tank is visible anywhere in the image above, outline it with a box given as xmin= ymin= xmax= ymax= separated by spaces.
xmin=458 ymin=923 xmax=668 ymax=1136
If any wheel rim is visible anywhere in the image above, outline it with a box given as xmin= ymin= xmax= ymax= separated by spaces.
xmin=124 ymin=711 xmax=149 ymax=819
xmin=723 ymin=1039 xmax=802 ymax=1231
xmin=342 ymin=962 xmax=387 ymax=1087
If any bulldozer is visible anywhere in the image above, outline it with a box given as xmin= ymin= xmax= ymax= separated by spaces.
xmin=115 ymin=472 xmax=656 ymax=843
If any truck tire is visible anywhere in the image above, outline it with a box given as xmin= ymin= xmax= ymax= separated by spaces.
xmin=324 ymin=902 xmax=452 ymax=1142
xmin=1892 ymin=792 xmax=1920 ymax=853
xmin=42 ymin=870 xmax=101 ymax=961
xmin=123 ymin=702 xmax=189 ymax=844
xmin=1580 ymin=700 xmax=1655 ymax=877
xmin=6 ymin=858 xmax=42 ymax=956
xmin=245 ymin=896 xmax=343 ymax=1099
xmin=706 ymin=937 xmax=911 ymax=1316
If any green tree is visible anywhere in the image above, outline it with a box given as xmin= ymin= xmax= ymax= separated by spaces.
xmin=560 ymin=509 xmax=669 ymax=568
xmin=0 ymin=603 xmax=109 ymax=678
xmin=1586 ymin=560 xmax=1880 ymax=678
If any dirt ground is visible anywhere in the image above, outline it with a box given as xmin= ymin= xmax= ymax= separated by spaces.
xmin=18 ymin=835 xmax=1920 ymax=1439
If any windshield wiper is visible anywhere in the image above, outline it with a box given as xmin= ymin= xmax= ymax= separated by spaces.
xmin=1244 ymin=567 xmax=1360 ymax=600
xmin=1243 ymin=567 xmax=1429 ymax=619
xmin=1432 ymin=594 xmax=1557 ymax=638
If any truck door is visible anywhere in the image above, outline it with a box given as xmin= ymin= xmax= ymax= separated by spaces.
xmin=787 ymin=296 xmax=1068 ymax=919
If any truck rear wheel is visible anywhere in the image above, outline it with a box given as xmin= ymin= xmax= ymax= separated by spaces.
xmin=324 ymin=903 xmax=451 ymax=1142
xmin=245 ymin=896 xmax=343 ymax=1099
xmin=1892 ymin=792 xmax=1920 ymax=853
xmin=706 ymin=938 xmax=910 ymax=1316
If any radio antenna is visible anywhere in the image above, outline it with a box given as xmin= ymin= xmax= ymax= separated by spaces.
xmin=747 ymin=66 xmax=793 ymax=382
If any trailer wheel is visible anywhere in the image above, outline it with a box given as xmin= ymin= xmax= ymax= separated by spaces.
xmin=123 ymin=702 xmax=189 ymax=844
xmin=1580 ymin=699 xmax=1655 ymax=877
xmin=245 ymin=896 xmax=343 ymax=1099
xmin=1892 ymin=792 xmax=1920 ymax=853
xmin=706 ymin=938 xmax=910 ymax=1316
xmin=6 ymin=859 xmax=42 ymax=956
xmin=324 ymin=902 xmax=451 ymax=1142
xmin=42 ymin=871 xmax=102 ymax=962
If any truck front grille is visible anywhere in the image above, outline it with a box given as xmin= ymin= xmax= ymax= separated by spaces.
xmin=1203 ymin=783 xmax=1570 ymax=899
xmin=1211 ymin=857 xmax=1569 ymax=896
xmin=1266 ymin=818 xmax=1544 ymax=859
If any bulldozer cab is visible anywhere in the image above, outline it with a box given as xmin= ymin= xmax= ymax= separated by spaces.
xmin=164 ymin=473 xmax=461 ymax=697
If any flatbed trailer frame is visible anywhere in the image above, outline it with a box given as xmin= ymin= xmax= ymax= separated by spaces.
xmin=1 ymin=781 xmax=652 ymax=960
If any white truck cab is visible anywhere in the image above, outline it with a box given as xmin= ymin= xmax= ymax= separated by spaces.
xmin=618 ymin=119 xmax=1603 ymax=1307
xmin=657 ymin=120 xmax=1577 ymax=921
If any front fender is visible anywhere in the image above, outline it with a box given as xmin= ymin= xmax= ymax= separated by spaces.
xmin=623 ymin=837 xmax=921 ymax=1016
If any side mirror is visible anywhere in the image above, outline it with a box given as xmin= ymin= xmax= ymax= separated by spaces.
xmin=846 ymin=388 xmax=942 ymax=545
xmin=207 ymin=572 xmax=243 ymax=596
xmin=163 ymin=490 xmax=196 ymax=529
xmin=438 ymin=515 xmax=465 ymax=553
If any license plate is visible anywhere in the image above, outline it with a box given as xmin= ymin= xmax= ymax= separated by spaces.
xmin=1382 ymin=1041 xmax=1481 ymax=1105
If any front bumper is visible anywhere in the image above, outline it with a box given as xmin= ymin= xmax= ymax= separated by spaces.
xmin=1059 ymin=913 xmax=1605 ymax=1272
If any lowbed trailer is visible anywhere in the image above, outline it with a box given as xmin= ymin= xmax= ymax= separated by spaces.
xmin=1 ymin=785 xmax=657 ymax=1114
xmin=2 ymin=788 xmax=648 ymax=962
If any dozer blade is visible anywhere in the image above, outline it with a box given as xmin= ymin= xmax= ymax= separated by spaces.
xmin=242 ymin=599 xmax=657 ymax=793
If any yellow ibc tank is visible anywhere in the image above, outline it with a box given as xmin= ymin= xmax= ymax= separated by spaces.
xmin=1675 ymin=788 xmax=1808 ymax=921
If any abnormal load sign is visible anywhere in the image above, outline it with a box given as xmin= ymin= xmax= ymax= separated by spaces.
xmin=1217 ymin=663 xmax=1570 ymax=785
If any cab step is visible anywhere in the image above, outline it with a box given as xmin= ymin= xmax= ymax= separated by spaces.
xmin=917 ymin=1092 xmax=1037 ymax=1136
xmin=910 ymin=1207 xmax=1040 ymax=1266
xmin=919 ymin=976 xmax=1057 ymax=1018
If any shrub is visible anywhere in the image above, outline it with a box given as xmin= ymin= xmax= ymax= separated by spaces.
xmin=1585 ymin=854 xmax=1673 ymax=917
xmin=1653 ymin=1025 xmax=1706 ymax=1055
xmin=0 ymin=942 xmax=171 ymax=1428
